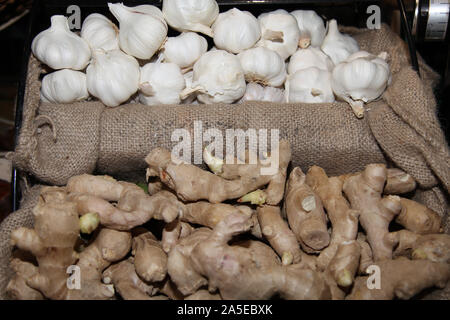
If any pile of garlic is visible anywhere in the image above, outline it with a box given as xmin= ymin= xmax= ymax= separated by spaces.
xmin=32 ymin=1 xmax=391 ymax=118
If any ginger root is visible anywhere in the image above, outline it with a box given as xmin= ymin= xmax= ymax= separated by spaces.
xmin=132 ymin=229 xmax=167 ymax=282
xmin=284 ymin=167 xmax=330 ymax=253
xmin=395 ymin=198 xmax=442 ymax=234
xmin=161 ymin=219 xmax=195 ymax=253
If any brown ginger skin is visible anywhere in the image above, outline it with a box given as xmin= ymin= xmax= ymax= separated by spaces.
xmin=132 ymin=230 xmax=167 ymax=282
xmin=284 ymin=167 xmax=330 ymax=253
xmin=395 ymin=198 xmax=442 ymax=234
xmin=356 ymin=233 xmax=374 ymax=275
xmin=384 ymin=168 xmax=416 ymax=194
xmin=306 ymin=166 xmax=360 ymax=280
xmin=67 ymin=174 xmax=183 ymax=229
xmin=343 ymin=164 xmax=402 ymax=261
xmin=388 ymin=230 xmax=450 ymax=263
xmin=145 ymin=140 xmax=291 ymax=204
xmin=161 ymin=219 xmax=195 ymax=253
xmin=6 ymin=261 xmax=44 ymax=300
xmin=347 ymin=257 xmax=450 ymax=300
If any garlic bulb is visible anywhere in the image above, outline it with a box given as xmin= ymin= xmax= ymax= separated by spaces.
xmin=139 ymin=62 xmax=186 ymax=105
xmin=212 ymin=8 xmax=261 ymax=54
xmin=32 ymin=15 xmax=91 ymax=70
xmin=86 ymin=49 xmax=140 ymax=107
xmin=40 ymin=69 xmax=88 ymax=103
xmin=162 ymin=0 xmax=219 ymax=37
xmin=81 ymin=13 xmax=119 ymax=52
xmin=288 ymin=47 xmax=334 ymax=74
xmin=108 ymin=3 xmax=167 ymax=60
xmin=331 ymin=51 xmax=391 ymax=118
xmin=257 ymin=9 xmax=300 ymax=60
xmin=239 ymin=83 xmax=285 ymax=103
xmin=163 ymin=32 xmax=208 ymax=70
xmin=181 ymin=50 xmax=246 ymax=104
xmin=285 ymin=67 xmax=334 ymax=103
xmin=238 ymin=47 xmax=286 ymax=87
xmin=291 ymin=10 xmax=326 ymax=48
xmin=321 ymin=19 xmax=359 ymax=65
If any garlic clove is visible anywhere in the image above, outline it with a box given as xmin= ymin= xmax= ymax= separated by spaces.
xmin=108 ymin=3 xmax=168 ymax=60
xmin=321 ymin=19 xmax=359 ymax=65
xmin=139 ymin=62 xmax=186 ymax=106
xmin=285 ymin=67 xmax=335 ymax=103
xmin=238 ymin=47 xmax=286 ymax=87
xmin=256 ymin=9 xmax=300 ymax=61
xmin=81 ymin=13 xmax=119 ymax=52
xmin=40 ymin=69 xmax=88 ymax=104
xmin=162 ymin=0 xmax=219 ymax=37
xmin=238 ymin=83 xmax=285 ymax=104
xmin=291 ymin=10 xmax=326 ymax=48
xmin=288 ymin=47 xmax=334 ymax=74
xmin=32 ymin=15 xmax=91 ymax=70
xmin=86 ymin=49 xmax=140 ymax=107
xmin=212 ymin=8 xmax=261 ymax=54
xmin=162 ymin=32 xmax=208 ymax=70
xmin=181 ymin=50 xmax=246 ymax=104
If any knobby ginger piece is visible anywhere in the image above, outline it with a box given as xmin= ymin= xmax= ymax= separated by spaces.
xmin=395 ymin=198 xmax=442 ymax=234
xmin=132 ymin=230 xmax=167 ymax=282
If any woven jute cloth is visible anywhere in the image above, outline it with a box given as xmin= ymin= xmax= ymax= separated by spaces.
xmin=2 ymin=24 xmax=449 ymax=299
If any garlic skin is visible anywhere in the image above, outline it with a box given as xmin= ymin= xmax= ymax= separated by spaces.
xmin=257 ymin=9 xmax=300 ymax=60
xmin=321 ymin=19 xmax=359 ymax=65
xmin=238 ymin=47 xmax=286 ymax=87
xmin=86 ymin=49 xmax=140 ymax=107
xmin=32 ymin=15 xmax=91 ymax=70
xmin=291 ymin=10 xmax=326 ymax=48
xmin=331 ymin=51 xmax=391 ymax=118
xmin=40 ymin=69 xmax=88 ymax=103
xmin=139 ymin=62 xmax=186 ymax=105
xmin=108 ymin=3 xmax=168 ymax=60
xmin=239 ymin=83 xmax=285 ymax=103
xmin=288 ymin=47 xmax=334 ymax=74
xmin=163 ymin=32 xmax=208 ymax=70
xmin=81 ymin=13 xmax=119 ymax=52
xmin=285 ymin=67 xmax=335 ymax=103
xmin=212 ymin=8 xmax=261 ymax=54
xmin=181 ymin=50 xmax=246 ymax=104
xmin=162 ymin=0 xmax=219 ymax=37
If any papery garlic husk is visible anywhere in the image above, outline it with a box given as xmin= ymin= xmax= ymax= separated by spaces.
xmin=40 ymin=69 xmax=88 ymax=103
xmin=162 ymin=0 xmax=219 ymax=37
xmin=86 ymin=49 xmax=140 ymax=107
xmin=291 ymin=10 xmax=326 ymax=48
xmin=238 ymin=47 xmax=286 ymax=87
xmin=285 ymin=67 xmax=335 ymax=103
xmin=288 ymin=47 xmax=334 ymax=74
xmin=256 ymin=9 xmax=300 ymax=60
xmin=331 ymin=51 xmax=391 ymax=118
xmin=212 ymin=8 xmax=261 ymax=54
xmin=108 ymin=3 xmax=168 ymax=60
xmin=81 ymin=13 xmax=119 ymax=52
xmin=239 ymin=83 xmax=285 ymax=103
xmin=182 ymin=71 xmax=197 ymax=104
xmin=139 ymin=62 xmax=186 ymax=105
xmin=180 ymin=50 xmax=246 ymax=104
xmin=321 ymin=19 xmax=359 ymax=65
xmin=32 ymin=15 xmax=91 ymax=70
xmin=163 ymin=32 xmax=208 ymax=70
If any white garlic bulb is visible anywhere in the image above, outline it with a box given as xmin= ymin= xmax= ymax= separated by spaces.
xmin=181 ymin=50 xmax=246 ymax=104
xmin=86 ymin=49 xmax=140 ymax=107
xmin=40 ymin=69 xmax=88 ymax=103
xmin=212 ymin=8 xmax=261 ymax=54
xmin=239 ymin=83 xmax=285 ymax=103
xmin=291 ymin=10 xmax=326 ymax=48
xmin=162 ymin=0 xmax=219 ymax=37
xmin=163 ymin=32 xmax=208 ymax=70
xmin=108 ymin=3 xmax=167 ymax=60
xmin=238 ymin=47 xmax=286 ymax=87
xmin=321 ymin=19 xmax=359 ymax=65
xmin=257 ymin=9 xmax=300 ymax=60
xmin=139 ymin=62 xmax=186 ymax=105
xmin=332 ymin=51 xmax=391 ymax=118
xmin=81 ymin=13 xmax=119 ymax=52
xmin=285 ymin=67 xmax=335 ymax=103
xmin=32 ymin=15 xmax=91 ymax=70
xmin=288 ymin=47 xmax=334 ymax=74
